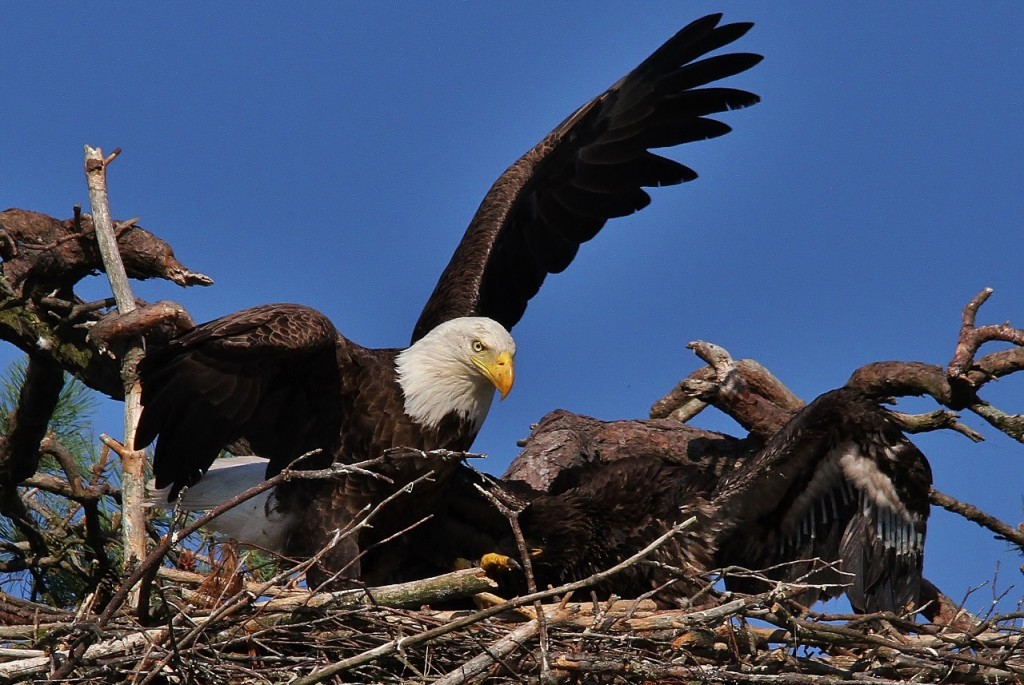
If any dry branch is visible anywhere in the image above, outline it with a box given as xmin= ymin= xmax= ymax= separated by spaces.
xmin=87 ymin=300 xmax=195 ymax=350
xmin=930 ymin=488 xmax=1024 ymax=550
xmin=84 ymin=145 xmax=148 ymax=574
xmin=433 ymin=602 xmax=572 ymax=685
xmin=651 ymin=344 xmax=801 ymax=436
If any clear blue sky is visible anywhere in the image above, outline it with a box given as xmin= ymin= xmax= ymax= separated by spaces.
xmin=3 ymin=4 xmax=1021 ymax=612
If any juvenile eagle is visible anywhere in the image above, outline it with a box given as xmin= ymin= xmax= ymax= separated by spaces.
xmin=496 ymin=388 xmax=933 ymax=613
xmin=138 ymin=14 xmax=762 ymax=581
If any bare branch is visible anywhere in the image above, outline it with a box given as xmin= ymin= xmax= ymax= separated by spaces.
xmin=434 ymin=602 xmax=573 ymax=685
xmin=652 ymin=343 xmax=801 ymax=437
xmin=84 ymin=145 xmax=148 ymax=573
xmin=87 ymin=300 xmax=195 ymax=349
xmin=845 ymin=290 xmax=1024 ymax=448
xmin=890 ymin=408 xmax=984 ymax=441
xmin=969 ymin=401 xmax=1024 ymax=442
xmin=930 ymin=487 xmax=1024 ymax=551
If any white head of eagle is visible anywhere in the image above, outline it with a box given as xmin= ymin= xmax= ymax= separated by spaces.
xmin=396 ymin=317 xmax=515 ymax=431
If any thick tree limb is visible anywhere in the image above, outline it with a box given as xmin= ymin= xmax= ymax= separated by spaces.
xmin=0 ymin=299 xmax=125 ymax=399
xmin=0 ymin=207 xmax=211 ymax=298
xmin=0 ymin=207 xmax=211 ymax=399
xmin=504 ymin=409 xmax=754 ymax=493
xmin=652 ymin=348 xmax=802 ymax=434
xmin=0 ymin=356 xmax=64 ymax=486
xmin=87 ymin=300 xmax=194 ymax=350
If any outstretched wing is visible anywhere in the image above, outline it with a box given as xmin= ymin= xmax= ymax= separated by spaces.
xmin=715 ymin=388 xmax=933 ymax=613
xmin=412 ymin=14 xmax=761 ymax=341
xmin=137 ymin=303 xmax=345 ymax=500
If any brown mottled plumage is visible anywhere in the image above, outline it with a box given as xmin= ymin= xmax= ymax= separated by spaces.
xmin=137 ymin=14 xmax=762 ymax=583
xmin=510 ymin=388 xmax=933 ymax=612
xmin=714 ymin=388 xmax=933 ymax=613
xmin=512 ymin=456 xmax=721 ymax=605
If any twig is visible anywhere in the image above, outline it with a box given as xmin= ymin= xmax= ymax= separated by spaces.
xmin=135 ymin=531 xmax=352 ymax=685
xmin=6 ymin=563 xmax=1022 ymax=682
xmin=890 ymin=408 xmax=984 ymax=441
xmin=433 ymin=601 xmax=574 ymax=685
xmin=48 ymin=453 xmax=383 ymax=679
xmin=947 ymin=288 xmax=1024 ymax=378
xmin=255 ymin=568 xmax=497 ymax=613
xmin=307 ymin=466 xmax=447 ymax=590
xmin=969 ymin=401 xmax=1024 ymax=443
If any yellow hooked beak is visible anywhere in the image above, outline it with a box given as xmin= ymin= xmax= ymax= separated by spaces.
xmin=473 ymin=349 xmax=515 ymax=400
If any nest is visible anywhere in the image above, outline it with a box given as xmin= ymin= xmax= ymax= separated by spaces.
xmin=2 ymin=531 xmax=1022 ymax=684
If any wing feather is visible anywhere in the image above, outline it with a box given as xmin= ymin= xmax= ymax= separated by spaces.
xmin=412 ymin=14 xmax=761 ymax=340
xmin=715 ymin=388 xmax=933 ymax=613
xmin=572 ymin=153 xmax=695 ymax=193
xmin=137 ymin=303 xmax=346 ymax=499
xmin=522 ymin=216 xmax=580 ymax=274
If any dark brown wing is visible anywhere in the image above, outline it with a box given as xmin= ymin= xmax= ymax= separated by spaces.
xmin=412 ymin=14 xmax=761 ymax=341
xmin=137 ymin=303 xmax=346 ymax=499
xmin=715 ymin=388 xmax=933 ymax=613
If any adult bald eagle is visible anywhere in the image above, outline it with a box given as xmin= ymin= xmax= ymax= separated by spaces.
xmin=138 ymin=14 xmax=762 ymax=580
xmin=477 ymin=388 xmax=932 ymax=613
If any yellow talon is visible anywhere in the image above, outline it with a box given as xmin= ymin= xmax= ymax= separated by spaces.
xmin=480 ymin=552 xmax=521 ymax=574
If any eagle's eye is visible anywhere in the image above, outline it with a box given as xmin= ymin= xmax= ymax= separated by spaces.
xmin=471 ymin=340 xmax=486 ymax=353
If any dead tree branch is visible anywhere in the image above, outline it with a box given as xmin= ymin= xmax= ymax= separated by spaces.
xmin=84 ymin=145 xmax=148 ymax=573
xmin=652 ymin=344 xmax=801 ymax=436
xmin=930 ymin=487 xmax=1024 ymax=551
xmin=848 ymin=290 xmax=1024 ymax=445
xmin=0 ymin=207 xmax=211 ymax=399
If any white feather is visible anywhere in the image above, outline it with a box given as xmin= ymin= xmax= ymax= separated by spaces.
xmin=396 ymin=317 xmax=514 ymax=430
xmin=147 ymin=455 xmax=294 ymax=552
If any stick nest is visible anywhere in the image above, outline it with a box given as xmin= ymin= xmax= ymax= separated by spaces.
xmin=2 ymin=545 xmax=1022 ymax=684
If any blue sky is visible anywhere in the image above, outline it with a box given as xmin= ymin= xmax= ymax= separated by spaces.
xmin=3 ymin=4 xmax=1022 ymax=612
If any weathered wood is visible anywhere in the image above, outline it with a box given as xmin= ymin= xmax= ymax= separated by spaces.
xmin=84 ymin=146 xmax=148 ymax=574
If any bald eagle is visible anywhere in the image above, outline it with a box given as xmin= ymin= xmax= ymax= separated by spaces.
xmin=138 ymin=14 xmax=762 ymax=581
xmin=496 ymin=388 xmax=933 ymax=613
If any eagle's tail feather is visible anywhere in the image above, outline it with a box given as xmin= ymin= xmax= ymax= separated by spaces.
xmin=147 ymin=455 xmax=295 ymax=553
